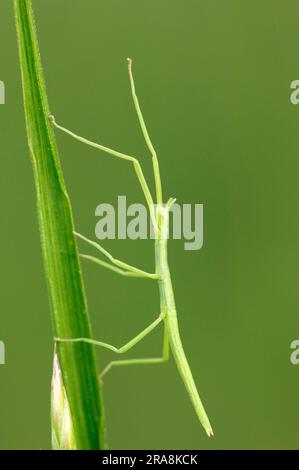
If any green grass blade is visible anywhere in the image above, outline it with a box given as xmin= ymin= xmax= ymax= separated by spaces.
xmin=13 ymin=0 xmax=105 ymax=449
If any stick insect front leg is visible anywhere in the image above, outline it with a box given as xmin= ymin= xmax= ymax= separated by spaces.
xmin=127 ymin=58 xmax=162 ymax=206
xmin=49 ymin=115 xmax=158 ymax=233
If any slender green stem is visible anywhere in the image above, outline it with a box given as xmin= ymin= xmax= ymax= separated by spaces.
xmin=14 ymin=0 xmax=104 ymax=449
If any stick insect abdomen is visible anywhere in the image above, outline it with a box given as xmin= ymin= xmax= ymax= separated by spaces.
xmin=155 ymin=205 xmax=213 ymax=436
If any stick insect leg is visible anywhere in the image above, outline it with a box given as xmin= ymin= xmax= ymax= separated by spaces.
xmin=100 ymin=322 xmax=169 ymax=378
xmin=76 ymin=232 xmax=159 ymax=280
xmin=80 ymin=254 xmax=158 ymax=279
xmin=55 ymin=313 xmax=164 ymax=354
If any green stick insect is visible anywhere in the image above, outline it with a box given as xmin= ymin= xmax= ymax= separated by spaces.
xmin=51 ymin=59 xmax=213 ymax=437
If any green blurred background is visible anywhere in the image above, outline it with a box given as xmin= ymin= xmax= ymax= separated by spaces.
xmin=0 ymin=0 xmax=299 ymax=450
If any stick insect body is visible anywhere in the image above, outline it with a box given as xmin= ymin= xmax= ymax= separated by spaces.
xmin=52 ymin=59 xmax=213 ymax=437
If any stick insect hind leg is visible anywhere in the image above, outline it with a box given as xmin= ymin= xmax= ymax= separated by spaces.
xmin=55 ymin=312 xmax=169 ymax=377
xmin=100 ymin=323 xmax=169 ymax=378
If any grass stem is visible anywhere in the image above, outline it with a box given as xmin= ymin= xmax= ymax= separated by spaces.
xmin=14 ymin=0 xmax=105 ymax=449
